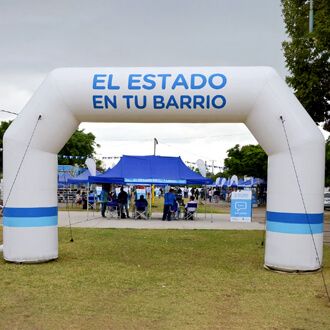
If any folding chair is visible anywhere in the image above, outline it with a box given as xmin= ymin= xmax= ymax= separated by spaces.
xmin=133 ymin=201 xmax=148 ymax=219
xmin=107 ymin=201 xmax=119 ymax=218
xmin=184 ymin=202 xmax=198 ymax=220
xmin=170 ymin=202 xmax=180 ymax=220
xmin=88 ymin=195 xmax=98 ymax=209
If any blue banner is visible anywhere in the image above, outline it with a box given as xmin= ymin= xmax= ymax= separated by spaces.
xmin=124 ymin=178 xmax=186 ymax=184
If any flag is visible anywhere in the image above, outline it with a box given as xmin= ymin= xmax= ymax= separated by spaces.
xmin=196 ymin=159 xmax=206 ymax=177
xmin=85 ymin=158 xmax=96 ymax=176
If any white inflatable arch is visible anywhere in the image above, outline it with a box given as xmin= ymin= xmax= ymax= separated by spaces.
xmin=2 ymin=67 xmax=325 ymax=271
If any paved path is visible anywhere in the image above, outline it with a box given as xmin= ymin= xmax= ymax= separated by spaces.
xmin=323 ymin=215 xmax=330 ymax=246
xmin=1 ymin=203 xmax=329 ymax=246
xmin=57 ymin=206 xmax=329 ymax=246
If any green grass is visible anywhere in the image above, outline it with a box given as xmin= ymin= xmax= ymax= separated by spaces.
xmin=59 ymin=196 xmax=228 ymax=214
xmin=0 ymin=227 xmax=329 ymax=329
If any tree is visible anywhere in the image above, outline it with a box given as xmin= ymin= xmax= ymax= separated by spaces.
xmin=0 ymin=120 xmax=12 ymax=175
xmin=58 ymin=128 xmax=101 ymax=168
xmin=325 ymin=136 xmax=330 ymax=186
xmin=281 ymin=0 xmax=330 ymax=130
xmin=224 ymin=144 xmax=268 ymax=180
xmin=213 ymin=171 xmax=229 ymax=181
xmin=0 ymin=121 xmax=102 ymax=174
xmin=188 ymin=165 xmax=213 ymax=179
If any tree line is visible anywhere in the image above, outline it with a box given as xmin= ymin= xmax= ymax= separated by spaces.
xmin=1 ymin=121 xmax=330 ymax=185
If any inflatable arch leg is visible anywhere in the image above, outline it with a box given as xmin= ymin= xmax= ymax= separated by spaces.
xmin=2 ymin=67 xmax=325 ymax=271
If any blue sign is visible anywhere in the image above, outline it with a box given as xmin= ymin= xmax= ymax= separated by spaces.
xmin=124 ymin=178 xmax=186 ymax=184
xmin=230 ymin=190 xmax=252 ymax=222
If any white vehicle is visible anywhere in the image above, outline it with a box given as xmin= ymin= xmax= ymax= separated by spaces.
xmin=324 ymin=192 xmax=330 ymax=210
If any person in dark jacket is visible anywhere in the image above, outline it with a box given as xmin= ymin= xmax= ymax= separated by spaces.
xmin=162 ymin=188 xmax=176 ymax=221
xmin=118 ymin=186 xmax=130 ymax=218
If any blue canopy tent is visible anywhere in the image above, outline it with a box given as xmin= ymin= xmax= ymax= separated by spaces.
xmin=58 ymin=172 xmax=74 ymax=184
xmin=211 ymin=177 xmax=224 ymax=187
xmin=89 ymin=155 xmax=213 ymax=185
xmin=67 ymin=169 xmax=101 ymax=184
xmin=212 ymin=178 xmax=244 ymax=188
xmin=239 ymin=178 xmax=267 ymax=188
xmin=67 ymin=169 xmax=102 ymax=213
xmin=58 ymin=172 xmax=74 ymax=203
xmin=89 ymin=155 xmax=212 ymax=220
xmin=231 ymin=178 xmax=245 ymax=187
xmin=214 ymin=178 xmax=265 ymax=188
xmin=220 ymin=179 xmax=229 ymax=188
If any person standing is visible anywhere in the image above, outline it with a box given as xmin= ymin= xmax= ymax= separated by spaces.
xmin=118 ymin=186 xmax=130 ymax=218
xmin=100 ymin=185 xmax=109 ymax=218
xmin=190 ymin=187 xmax=194 ymax=197
xmin=146 ymin=186 xmax=151 ymax=199
xmin=184 ymin=186 xmax=188 ymax=199
xmin=75 ymin=190 xmax=82 ymax=206
xmin=208 ymin=188 xmax=213 ymax=203
xmin=214 ymin=189 xmax=220 ymax=203
xmin=195 ymin=188 xmax=200 ymax=201
xmin=201 ymin=188 xmax=205 ymax=201
xmin=162 ymin=188 xmax=176 ymax=221
xmin=81 ymin=192 xmax=87 ymax=209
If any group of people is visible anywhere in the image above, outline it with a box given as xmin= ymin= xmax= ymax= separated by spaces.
xmin=162 ymin=188 xmax=198 ymax=221
xmin=185 ymin=187 xmax=230 ymax=203
xmin=74 ymin=185 xmax=199 ymax=221
xmin=74 ymin=186 xmax=132 ymax=218
xmin=100 ymin=186 xmax=131 ymax=218
xmin=100 ymin=186 xmax=149 ymax=219
xmin=75 ymin=190 xmax=87 ymax=209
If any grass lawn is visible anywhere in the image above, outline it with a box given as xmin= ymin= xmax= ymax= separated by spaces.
xmin=0 ymin=227 xmax=329 ymax=329
xmin=59 ymin=196 xmax=229 ymax=214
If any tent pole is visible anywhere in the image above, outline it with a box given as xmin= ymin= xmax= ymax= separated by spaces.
xmin=151 ymin=184 xmax=155 ymax=206
xmin=149 ymin=184 xmax=152 ymax=219
xmin=211 ymin=187 xmax=213 ymax=221
xmin=65 ymin=183 xmax=69 ymax=209
xmin=92 ymin=184 xmax=95 ymax=218
xmin=204 ymin=186 xmax=206 ymax=219
xmin=87 ymin=183 xmax=89 ymax=221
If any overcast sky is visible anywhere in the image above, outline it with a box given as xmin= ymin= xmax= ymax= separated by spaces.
xmin=1 ymin=0 xmax=324 ymax=171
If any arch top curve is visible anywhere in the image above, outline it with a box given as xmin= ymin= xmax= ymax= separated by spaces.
xmin=5 ymin=66 xmax=323 ymax=157
xmin=51 ymin=66 xmax=274 ymax=123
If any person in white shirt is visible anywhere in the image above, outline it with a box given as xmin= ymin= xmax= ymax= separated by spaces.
xmin=184 ymin=196 xmax=198 ymax=219
xmin=208 ymin=189 xmax=213 ymax=203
